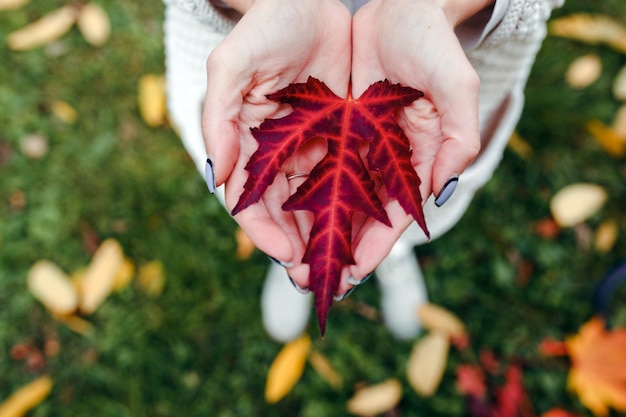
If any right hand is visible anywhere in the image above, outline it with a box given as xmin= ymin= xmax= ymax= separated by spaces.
xmin=202 ymin=0 xmax=352 ymax=287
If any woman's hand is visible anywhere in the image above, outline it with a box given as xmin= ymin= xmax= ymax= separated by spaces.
xmin=343 ymin=0 xmax=489 ymax=289
xmin=202 ymin=0 xmax=352 ymax=287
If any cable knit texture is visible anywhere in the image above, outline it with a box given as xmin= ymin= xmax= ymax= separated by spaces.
xmin=163 ymin=0 xmax=564 ymax=243
xmin=163 ymin=0 xmax=235 ymax=32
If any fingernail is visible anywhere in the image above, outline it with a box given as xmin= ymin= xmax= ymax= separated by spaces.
xmin=434 ymin=176 xmax=459 ymax=207
xmin=288 ymin=276 xmax=309 ymax=294
xmin=334 ymin=286 xmax=356 ymax=302
xmin=268 ymin=256 xmax=294 ymax=268
xmin=347 ymin=272 xmax=373 ymax=286
xmin=205 ymin=158 xmax=216 ymax=194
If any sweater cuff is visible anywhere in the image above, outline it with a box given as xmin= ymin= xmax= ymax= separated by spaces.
xmin=162 ymin=0 xmax=237 ymax=33
xmin=456 ymin=0 xmax=510 ymax=50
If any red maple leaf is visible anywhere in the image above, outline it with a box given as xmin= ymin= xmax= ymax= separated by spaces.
xmin=232 ymin=77 xmax=429 ymax=335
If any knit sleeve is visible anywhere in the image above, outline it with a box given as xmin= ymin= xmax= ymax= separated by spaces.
xmin=162 ymin=0 xmax=236 ymax=33
xmin=481 ymin=0 xmax=564 ymax=47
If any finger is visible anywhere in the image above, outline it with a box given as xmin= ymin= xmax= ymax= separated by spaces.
xmin=202 ymin=41 xmax=251 ymax=186
xmin=427 ymin=60 xmax=481 ymax=196
xmin=224 ymin=152 xmax=296 ymax=264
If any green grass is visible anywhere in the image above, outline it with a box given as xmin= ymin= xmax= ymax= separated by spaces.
xmin=1 ymin=1 xmax=626 ymax=416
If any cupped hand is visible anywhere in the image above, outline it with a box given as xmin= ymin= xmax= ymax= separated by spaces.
xmin=342 ymin=0 xmax=484 ymax=290
xmin=202 ymin=0 xmax=352 ymax=285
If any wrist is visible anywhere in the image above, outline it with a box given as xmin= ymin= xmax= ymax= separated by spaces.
xmin=436 ymin=0 xmax=496 ymax=26
xmin=220 ymin=0 xmax=254 ymax=13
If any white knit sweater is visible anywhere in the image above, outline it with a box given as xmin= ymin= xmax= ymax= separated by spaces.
xmin=163 ymin=0 xmax=564 ymax=244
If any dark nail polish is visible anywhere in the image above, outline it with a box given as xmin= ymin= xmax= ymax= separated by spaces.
xmin=334 ymin=286 xmax=356 ymax=302
xmin=288 ymin=276 xmax=309 ymax=294
xmin=267 ymin=256 xmax=295 ymax=268
xmin=435 ymin=176 xmax=459 ymax=207
xmin=205 ymin=158 xmax=216 ymax=194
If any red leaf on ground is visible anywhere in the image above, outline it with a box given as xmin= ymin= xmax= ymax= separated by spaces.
xmin=232 ymin=77 xmax=429 ymax=334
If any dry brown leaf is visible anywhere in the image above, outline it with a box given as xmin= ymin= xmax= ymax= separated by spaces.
xmin=265 ymin=335 xmax=311 ymax=404
xmin=550 ymin=183 xmax=608 ymax=228
xmin=309 ymin=350 xmax=343 ymax=389
xmin=0 ymin=375 xmax=53 ymax=417
xmin=138 ymin=74 xmax=167 ymax=127
xmin=136 ymin=260 xmax=165 ymax=296
xmin=565 ymin=54 xmax=602 ymax=89
xmin=417 ymin=303 xmax=466 ymax=337
xmin=77 ymin=3 xmax=110 ymax=46
xmin=7 ymin=5 xmax=78 ymax=51
xmin=507 ymin=131 xmax=533 ymax=159
xmin=594 ymin=220 xmax=618 ymax=253
xmin=50 ymin=100 xmax=77 ymax=124
xmin=235 ymin=227 xmax=255 ymax=260
xmin=346 ymin=379 xmax=402 ymax=416
xmin=0 ymin=0 xmax=29 ymax=11
xmin=549 ymin=14 xmax=626 ymax=54
xmin=79 ymin=238 xmax=124 ymax=314
xmin=586 ymin=119 xmax=626 ymax=157
xmin=407 ymin=332 xmax=450 ymax=397
xmin=27 ymin=260 xmax=78 ymax=316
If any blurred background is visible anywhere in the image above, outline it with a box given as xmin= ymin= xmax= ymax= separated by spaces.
xmin=1 ymin=1 xmax=625 ymax=416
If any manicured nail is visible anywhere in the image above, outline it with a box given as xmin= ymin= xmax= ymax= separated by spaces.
xmin=334 ymin=286 xmax=356 ymax=302
xmin=288 ymin=276 xmax=309 ymax=294
xmin=267 ymin=256 xmax=294 ymax=268
xmin=347 ymin=272 xmax=373 ymax=286
xmin=205 ymin=158 xmax=216 ymax=194
xmin=434 ymin=176 xmax=459 ymax=207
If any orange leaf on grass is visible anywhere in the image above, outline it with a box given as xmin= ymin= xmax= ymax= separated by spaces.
xmin=566 ymin=317 xmax=626 ymax=416
xmin=0 ymin=376 xmax=53 ymax=417
xmin=541 ymin=408 xmax=584 ymax=417
xmin=265 ymin=335 xmax=311 ymax=403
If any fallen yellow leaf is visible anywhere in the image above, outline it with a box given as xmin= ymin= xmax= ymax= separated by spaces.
xmin=137 ymin=260 xmax=165 ymax=296
xmin=0 ymin=0 xmax=29 ymax=11
xmin=586 ymin=119 xmax=626 ymax=157
xmin=77 ymin=3 xmax=110 ymax=46
xmin=265 ymin=335 xmax=311 ymax=404
xmin=309 ymin=350 xmax=343 ymax=389
xmin=53 ymin=314 xmax=93 ymax=335
xmin=346 ymin=379 xmax=402 ymax=416
xmin=235 ymin=227 xmax=255 ymax=260
xmin=613 ymin=65 xmax=626 ymax=101
xmin=50 ymin=100 xmax=78 ymax=124
xmin=113 ymin=258 xmax=135 ymax=291
xmin=549 ymin=14 xmax=626 ymax=54
xmin=0 ymin=375 xmax=53 ymax=417
xmin=507 ymin=131 xmax=533 ymax=159
xmin=27 ymin=260 xmax=79 ymax=316
xmin=612 ymin=104 xmax=626 ymax=139
xmin=550 ymin=183 xmax=607 ymax=228
xmin=566 ymin=317 xmax=626 ymax=416
xmin=407 ymin=331 xmax=450 ymax=396
xmin=6 ymin=5 xmax=78 ymax=51
xmin=565 ymin=54 xmax=602 ymax=89
xmin=417 ymin=303 xmax=466 ymax=337
xmin=595 ymin=220 xmax=618 ymax=253
xmin=79 ymin=238 xmax=124 ymax=314
xmin=138 ymin=74 xmax=167 ymax=127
